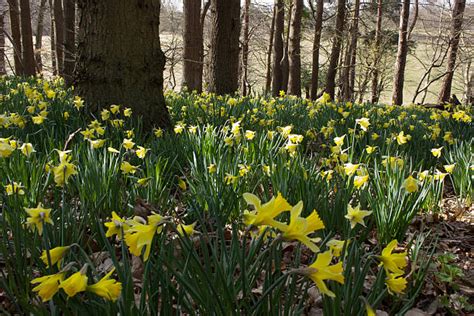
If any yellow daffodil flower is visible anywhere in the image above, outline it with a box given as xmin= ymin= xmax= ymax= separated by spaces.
xmin=305 ymin=250 xmax=344 ymax=297
xmin=385 ymin=273 xmax=407 ymax=295
xmin=86 ymin=269 xmax=122 ymax=301
xmin=403 ymin=175 xmax=418 ymax=193
xmin=41 ymin=246 xmax=70 ymax=267
xmin=345 ymin=204 xmax=372 ymax=229
xmin=104 ymin=211 xmax=130 ymax=238
xmin=20 ymin=143 xmax=35 ymax=157
xmin=25 ymin=203 xmax=53 ymax=235
xmin=431 ymin=147 xmax=443 ymax=158
xmin=242 ymin=192 xmax=292 ymax=231
xmin=125 ymin=213 xmax=164 ymax=261
xmin=31 ymin=272 xmax=65 ymax=302
xmin=120 ymin=161 xmax=138 ymax=174
xmin=5 ymin=182 xmax=25 ymax=195
xmin=59 ymin=270 xmax=88 ymax=298
xmin=378 ymin=240 xmax=407 ymax=274
xmin=354 ymin=175 xmax=369 ymax=189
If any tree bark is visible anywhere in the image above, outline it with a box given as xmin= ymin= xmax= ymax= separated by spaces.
xmin=8 ymin=0 xmax=23 ymax=75
xmin=391 ymin=0 xmax=410 ymax=105
xmin=271 ymin=0 xmax=284 ymax=96
xmin=183 ymin=0 xmax=204 ymax=92
xmin=240 ymin=0 xmax=250 ymax=95
xmin=53 ymin=0 xmax=64 ymax=75
xmin=19 ymin=0 xmax=36 ymax=75
xmin=208 ymin=0 xmax=241 ymax=95
xmin=49 ymin=0 xmax=57 ymax=74
xmin=63 ymin=0 xmax=76 ymax=85
xmin=371 ymin=0 xmax=382 ymax=103
xmin=265 ymin=6 xmax=276 ymax=94
xmin=325 ymin=0 xmax=346 ymax=100
xmin=310 ymin=0 xmax=323 ymax=100
xmin=287 ymin=0 xmax=302 ymax=96
xmin=75 ymin=0 xmax=171 ymax=130
xmin=341 ymin=0 xmax=360 ymax=101
xmin=438 ymin=0 xmax=466 ymax=104
xmin=35 ymin=0 xmax=48 ymax=73
xmin=281 ymin=3 xmax=292 ymax=93
xmin=0 ymin=8 xmax=5 ymax=75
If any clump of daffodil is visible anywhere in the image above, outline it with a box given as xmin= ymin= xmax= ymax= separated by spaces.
xmin=125 ymin=213 xmax=166 ymax=261
xmin=86 ymin=269 xmax=122 ymax=302
xmin=377 ymin=240 xmax=407 ymax=274
xmin=345 ymin=204 xmax=372 ymax=229
xmin=5 ymin=182 xmax=25 ymax=195
xmin=242 ymin=192 xmax=292 ymax=231
xmin=403 ymin=175 xmax=418 ymax=193
xmin=31 ymin=272 xmax=65 ymax=302
xmin=52 ymin=150 xmax=77 ymax=187
xmin=25 ymin=203 xmax=53 ymax=235
xmin=0 ymin=140 xmax=15 ymax=158
xmin=41 ymin=246 xmax=70 ymax=267
xmin=280 ymin=201 xmax=325 ymax=252
xmin=301 ymin=250 xmax=344 ymax=297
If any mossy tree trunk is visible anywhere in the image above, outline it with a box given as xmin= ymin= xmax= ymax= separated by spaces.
xmin=74 ymin=0 xmax=171 ymax=130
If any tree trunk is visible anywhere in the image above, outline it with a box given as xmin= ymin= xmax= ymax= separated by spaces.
xmin=0 ymin=9 xmax=5 ymax=75
xmin=240 ymin=0 xmax=250 ymax=95
xmin=391 ymin=0 xmax=410 ymax=105
xmin=438 ymin=0 xmax=466 ymax=104
xmin=19 ymin=0 xmax=36 ymax=75
xmin=265 ymin=7 xmax=276 ymax=94
xmin=35 ymin=0 xmax=48 ymax=73
xmin=75 ymin=0 xmax=171 ymax=130
xmin=310 ymin=0 xmax=323 ymax=100
xmin=208 ymin=0 xmax=241 ymax=95
xmin=49 ymin=0 xmax=57 ymax=74
xmin=287 ymin=0 xmax=302 ymax=96
xmin=8 ymin=0 xmax=23 ymax=75
xmin=341 ymin=0 xmax=360 ymax=101
xmin=325 ymin=0 xmax=346 ymax=100
xmin=53 ymin=0 xmax=64 ymax=75
xmin=371 ymin=0 xmax=382 ymax=103
xmin=63 ymin=0 xmax=76 ymax=85
xmin=183 ymin=0 xmax=204 ymax=92
xmin=281 ymin=3 xmax=292 ymax=93
xmin=271 ymin=0 xmax=284 ymax=96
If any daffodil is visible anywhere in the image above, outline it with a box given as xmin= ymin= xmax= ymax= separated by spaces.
xmin=120 ymin=161 xmax=138 ymax=174
xmin=41 ymin=246 xmax=70 ymax=267
xmin=245 ymin=130 xmax=256 ymax=140
xmin=136 ymin=146 xmax=150 ymax=159
xmin=365 ymin=146 xmax=376 ymax=154
xmin=208 ymin=164 xmax=217 ymax=174
xmin=403 ymin=175 xmax=418 ymax=193
xmin=444 ymin=164 xmax=455 ymax=173
xmin=5 ymin=182 xmax=25 ymax=195
xmin=0 ymin=142 xmax=15 ymax=158
xmin=395 ymin=131 xmax=408 ymax=145
xmin=31 ymin=272 xmax=65 ymax=302
xmin=89 ymin=139 xmax=106 ymax=149
xmin=177 ymin=222 xmax=197 ymax=237
xmin=104 ymin=211 xmax=130 ymax=238
xmin=107 ymin=146 xmax=120 ymax=154
xmin=59 ymin=270 xmax=88 ymax=298
xmin=431 ymin=147 xmax=443 ymax=158
xmin=378 ymin=240 xmax=407 ymax=274
xmin=110 ymin=104 xmax=120 ymax=114
xmin=354 ymin=175 xmax=369 ymax=189
xmin=385 ymin=273 xmax=407 ymax=295
xmin=53 ymin=161 xmax=77 ymax=186
xmin=343 ymin=163 xmax=360 ymax=176
xmin=305 ymin=250 xmax=344 ymax=297
xmin=125 ymin=213 xmax=165 ymax=261
xmin=123 ymin=108 xmax=132 ymax=117
xmin=356 ymin=118 xmax=370 ymax=131
xmin=25 ymin=203 xmax=53 ymax=235
xmin=280 ymin=202 xmax=324 ymax=252
xmin=86 ymin=269 xmax=122 ymax=301
xmin=345 ymin=204 xmax=372 ymax=229
xmin=20 ymin=143 xmax=35 ymax=156
xmin=326 ymin=239 xmax=349 ymax=257
xmin=122 ymin=138 xmax=135 ymax=150
xmin=333 ymin=135 xmax=345 ymax=147
xmin=242 ymin=192 xmax=292 ymax=231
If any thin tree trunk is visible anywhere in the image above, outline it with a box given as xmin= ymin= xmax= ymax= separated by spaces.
xmin=341 ymin=0 xmax=360 ymax=101
xmin=438 ymin=0 xmax=466 ymax=104
xmin=75 ymin=0 xmax=171 ymax=130
xmin=281 ymin=2 xmax=292 ymax=92
xmin=19 ymin=0 xmax=36 ymax=75
xmin=391 ymin=0 xmax=410 ymax=105
xmin=0 ymin=10 xmax=5 ymax=75
xmin=271 ymin=0 xmax=284 ymax=96
xmin=35 ymin=0 xmax=48 ymax=73
xmin=183 ymin=0 xmax=203 ymax=92
xmin=407 ymin=0 xmax=418 ymax=41
xmin=208 ymin=0 xmax=241 ymax=95
xmin=325 ymin=0 xmax=346 ymax=100
xmin=63 ymin=0 xmax=76 ymax=84
xmin=49 ymin=0 xmax=57 ymax=74
xmin=287 ymin=0 xmax=302 ymax=96
xmin=8 ymin=0 xmax=23 ymax=75
xmin=240 ymin=0 xmax=250 ymax=95
xmin=265 ymin=7 xmax=276 ymax=94
xmin=53 ymin=0 xmax=64 ymax=75
xmin=310 ymin=0 xmax=323 ymax=100
xmin=466 ymin=62 xmax=473 ymax=105
xmin=371 ymin=0 xmax=382 ymax=103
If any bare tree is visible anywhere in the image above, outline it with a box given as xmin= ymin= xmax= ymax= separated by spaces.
xmin=341 ymin=0 xmax=360 ymax=101
xmin=63 ymin=0 xmax=76 ymax=84
xmin=325 ymin=0 xmax=346 ymax=99
xmin=371 ymin=0 xmax=382 ymax=103
xmin=265 ymin=6 xmax=276 ymax=94
xmin=49 ymin=0 xmax=57 ymax=74
xmin=241 ymin=0 xmax=251 ymax=95
xmin=310 ymin=0 xmax=323 ymax=100
xmin=208 ymin=0 xmax=241 ymax=94
xmin=287 ymin=0 xmax=303 ymax=96
xmin=8 ymin=0 xmax=23 ymax=75
xmin=271 ymin=0 xmax=285 ymax=96
xmin=53 ymin=0 xmax=64 ymax=74
xmin=35 ymin=0 xmax=48 ymax=72
xmin=20 ymin=0 xmax=36 ymax=75
xmin=0 ymin=6 xmax=5 ymax=75
xmin=391 ymin=0 xmax=410 ymax=105
xmin=438 ymin=0 xmax=466 ymax=104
